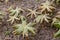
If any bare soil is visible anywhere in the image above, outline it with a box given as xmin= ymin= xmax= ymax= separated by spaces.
xmin=0 ymin=0 xmax=60 ymax=40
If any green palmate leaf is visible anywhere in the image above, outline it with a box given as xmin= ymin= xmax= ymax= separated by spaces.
xmin=12 ymin=17 xmax=36 ymax=37
xmin=54 ymin=29 xmax=60 ymax=37
xmin=35 ymin=14 xmax=50 ymax=23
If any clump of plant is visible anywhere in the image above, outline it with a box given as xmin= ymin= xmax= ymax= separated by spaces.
xmin=12 ymin=15 xmax=36 ymax=37
xmin=52 ymin=12 xmax=60 ymax=37
xmin=27 ymin=9 xmax=39 ymax=18
xmin=7 ymin=7 xmax=24 ymax=24
xmin=4 ymin=0 xmax=60 ymax=39
xmin=34 ymin=13 xmax=50 ymax=23
xmin=39 ymin=0 xmax=55 ymax=13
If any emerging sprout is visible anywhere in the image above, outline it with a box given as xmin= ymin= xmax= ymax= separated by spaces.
xmin=9 ymin=7 xmax=24 ymax=16
xmin=12 ymin=16 xmax=36 ymax=37
xmin=39 ymin=0 xmax=55 ymax=13
xmin=7 ymin=7 xmax=24 ymax=24
xmin=35 ymin=14 xmax=50 ymax=23
xmin=27 ymin=9 xmax=39 ymax=18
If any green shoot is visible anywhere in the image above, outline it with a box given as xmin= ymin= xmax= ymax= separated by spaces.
xmin=7 ymin=7 xmax=24 ymax=24
xmin=35 ymin=14 xmax=50 ymax=23
xmin=27 ymin=9 xmax=40 ymax=18
xmin=12 ymin=16 xmax=36 ymax=37
xmin=39 ymin=0 xmax=55 ymax=13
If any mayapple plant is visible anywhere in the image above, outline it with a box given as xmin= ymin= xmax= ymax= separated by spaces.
xmin=7 ymin=7 xmax=24 ymax=24
xmin=39 ymin=0 xmax=55 ymax=13
xmin=34 ymin=14 xmax=50 ymax=23
xmin=12 ymin=15 xmax=36 ymax=37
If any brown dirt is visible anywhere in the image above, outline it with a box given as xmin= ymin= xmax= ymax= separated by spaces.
xmin=0 ymin=0 xmax=60 ymax=40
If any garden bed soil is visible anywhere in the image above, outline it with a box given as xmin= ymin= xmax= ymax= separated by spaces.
xmin=0 ymin=0 xmax=60 ymax=40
